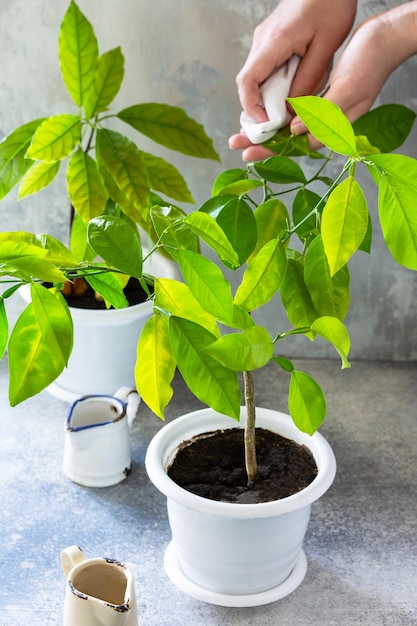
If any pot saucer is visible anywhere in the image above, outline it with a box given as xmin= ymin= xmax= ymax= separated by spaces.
xmin=164 ymin=541 xmax=307 ymax=607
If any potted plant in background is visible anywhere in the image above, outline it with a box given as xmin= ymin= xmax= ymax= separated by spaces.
xmin=0 ymin=0 xmax=218 ymax=402
xmin=131 ymin=97 xmax=417 ymax=605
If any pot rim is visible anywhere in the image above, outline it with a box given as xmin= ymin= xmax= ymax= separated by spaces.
xmin=145 ymin=407 xmax=336 ymax=519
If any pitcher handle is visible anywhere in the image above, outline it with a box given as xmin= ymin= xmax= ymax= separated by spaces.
xmin=61 ymin=545 xmax=86 ymax=578
xmin=114 ymin=387 xmax=140 ymax=428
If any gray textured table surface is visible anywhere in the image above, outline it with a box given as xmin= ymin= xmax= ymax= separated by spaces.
xmin=1 ymin=357 xmax=416 ymax=626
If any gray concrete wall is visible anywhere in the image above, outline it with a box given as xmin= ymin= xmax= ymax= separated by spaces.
xmin=1 ymin=0 xmax=416 ymax=360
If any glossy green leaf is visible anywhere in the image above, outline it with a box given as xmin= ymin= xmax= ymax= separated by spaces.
xmin=185 ymin=212 xmax=240 ymax=268
xmin=67 ymin=148 xmax=108 ymax=224
xmin=177 ymin=249 xmax=234 ymax=322
xmin=135 ymin=314 xmax=176 ymax=419
xmin=70 ymin=214 xmax=96 ymax=262
xmin=202 ymin=326 xmax=273 ymax=371
xmin=0 ymin=240 xmax=67 ymax=283
xmin=353 ymin=104 xmax=416 ymax=153
xmin=289 ymin=370 xmax=326 ymax=435
xmin=254 ymin=156 xmax=306 ymax=184
xmin=251 ymin=199 xmax=289 ymax=260
xmin=18 ymin=161 xmax=60 ymax=199
xmin=288 ymin=96 xmax=356 ymax=155
xmin=304 ymin=235 xmax=350 ymax=321
xmin=367 ymin=154 xmax=417 ymax=270
xmin=321 ymin=176 xmax=368 ymax=275
xmin=8 ymin=285 xmax=73 ymax=405
xmin=311 ymin=316 xmax=351 ymax=369
xmin=59 ymin=0 xmax=98 ymax=107
xmin=155 ymin=278 xmax=219 ymax=337
xmin=34 ymin=234 xmax=78 ymax=267
xmin=234 ymin=239 xmax=287 ymax=312
xmin=216 ymin=179 xmax=264 ymax=196
xmin=263 ymin=125 xmax=313 ymax=157
xmin=84 ymin=47 xmax=124 ymax=118
xmin=0 ymin=298 xmax=8 ymax=359
xmin=355 ymin=135 xmax=380 ymax=157
xmin=85 ymin=272 xmax=129 ymax=309
xmin=140 ymin=151 xmax=194 ymax=203
xmin=0 ymin=119 xmax=44 ymax=199
xmin=150 ymin=204 xmax=199 ymax=260
xmin=26 ymin=115 xmax=81 ymax=162
xmin=292 ymin=188 xmax=321 ymax=240
xmin=117 ymin=103 xmax=220 ymax=161
xmin=96 ymin=128 xmax=149 ymax=222
xmin=169 ymin=316 xmax=241 ymax=419
xmin=212 ymin=168 xmax=247 ymax=196
xmin=280 ymin=257 xmax=318 ymax=331
xmin=272 ymin=356 xmax=294 ymax=373
xmin=87 ymin=215 xmax=142 ymax=277
xmin=215 ymin=197 xmax=257 ymax=265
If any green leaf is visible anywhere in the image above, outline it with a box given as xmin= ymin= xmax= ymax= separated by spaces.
xmin=212 ymin=169 xmax=247 ymax=196
xmin=292 ymin=188 xmax=321 ymax=240
xmin=353 ymin=104 xmax=416 ymax=152
xmin=169 ymin=316 xmax=241 ymax=419
xmin=311 ymin=316 xmax=351 ymax=369
xmin=263 ymin=125 xmax=313 ymax=157
xmin=215 ymin=197 xmax=257 ymax=265
xmin=304 ymin=235 xmax=350 ymax=321
xmin=251 ymin=199 xmax=289 ymax=260
xmin=87 ymin=215 xmax=143 ymax=277
xmin=234 ymin=239 xmax=287 ymax=311
xmin=59 ymin=0 xmax=98 ymax=107
xmin=321 ymin=176 xmax=368 ymax=275
xmin=254 ymin=156 xmax=307 ymax=184
xmin=280 ymin=257 xmax=318 ymax=331
xmin=140 ymin=151 xmax=194 ymax=203
xmin=26 ymin=115 xmax=81 ymax=162
xmin=150 ymin=204 xmax=199 ymax=260
xmin=135 ymin=314 xmax=176 ymax=419
xmin=118 ymin=103 xmax=220 ymax=161
xmin=289 ymin=370 xmax=326 ymax=435
xmin=367 ymin=154 xmax=417 ymax=270
xmin=84 ymin=47 xmax=124 ymax=118
xmin=18 ymin=161 xmax=60 ymax=199
xmin=185 ymin=212 xmax=240 ymax=268
xmin=8 ymin=285 xmax=73 ymax=405
xmin=0 ymin=119 xmax=45 ymax=199
xmin=96 ymin=128 xmax=149 ymax=223
xmin=202 ymin=326 xmax=273 ymax=371
xmin=177 ymin=249 xmax=234 ymax=322
xmin=70 ymin=214 xmax=96 ymax=262
xmin=215 ymin=179 xmax=264 ymax=196
xmin=355 ymin=135 xmax=380 ymax=157
xmin=0 ymin=240 xmax=67 ymax=283
xmin=272 ymin=356 xmax=294 ymax=373
xmin=67 ymin=148 xmax=108 ymax=224
xmin=288 ymin=96 xmax=356 ymax=155
xmin=85 ymin=272 xmax=129 ymax=309
xmin=155 ymin=278 xmax=219 ymax=337
xmin=0 ymin=298 xmax=8 ymax=359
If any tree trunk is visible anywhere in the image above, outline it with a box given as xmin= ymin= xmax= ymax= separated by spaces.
xmin=243 ymin=370 xmax=257 ymax=487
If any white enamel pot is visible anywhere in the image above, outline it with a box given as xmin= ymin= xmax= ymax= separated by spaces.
xmin=145 ymin=407 xmax=336 ymax=607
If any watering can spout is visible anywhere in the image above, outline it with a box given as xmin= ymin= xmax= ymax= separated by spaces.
xmin=114 ymin=387 xmax=140 ymax=427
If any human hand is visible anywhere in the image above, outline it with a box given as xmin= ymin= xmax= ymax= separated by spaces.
xmin=230 ymin=1 xmax=417 ymax=161
xmin=235 ymin=0 xmax=358 ymax=125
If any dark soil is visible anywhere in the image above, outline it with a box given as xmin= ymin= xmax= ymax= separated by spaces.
xmin=61 ymin=277 xmax=150 ymax=310
xmin=167 ymin=428 xmax=318 ymax=504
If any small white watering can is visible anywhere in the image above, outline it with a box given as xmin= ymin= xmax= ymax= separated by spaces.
xmin=63 ymin=387 xmax=140 ymax=487
xmin=61 ymin=545 xmax=138 ymax=626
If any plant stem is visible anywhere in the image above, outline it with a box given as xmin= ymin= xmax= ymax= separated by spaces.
xmin=243 ymin=370 xmax=257 ymax=488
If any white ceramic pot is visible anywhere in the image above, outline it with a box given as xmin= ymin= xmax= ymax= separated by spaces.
xmin=145 ymin=407 xmax=336 ymax=607
xmin=21 ymin=252 xmax=177 ymax=402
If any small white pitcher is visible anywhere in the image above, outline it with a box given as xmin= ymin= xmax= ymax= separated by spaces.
xmin=61 ymin=545 xmax=138 ymax=626
xmin=63 ymin=387 xmax=140 ymax=487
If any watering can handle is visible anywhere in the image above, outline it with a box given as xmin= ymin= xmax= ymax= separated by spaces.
xmin=61 ymin=545 xmax=86 ymax=578
xmin=114 ymin=387 xmax=140 ymax=427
